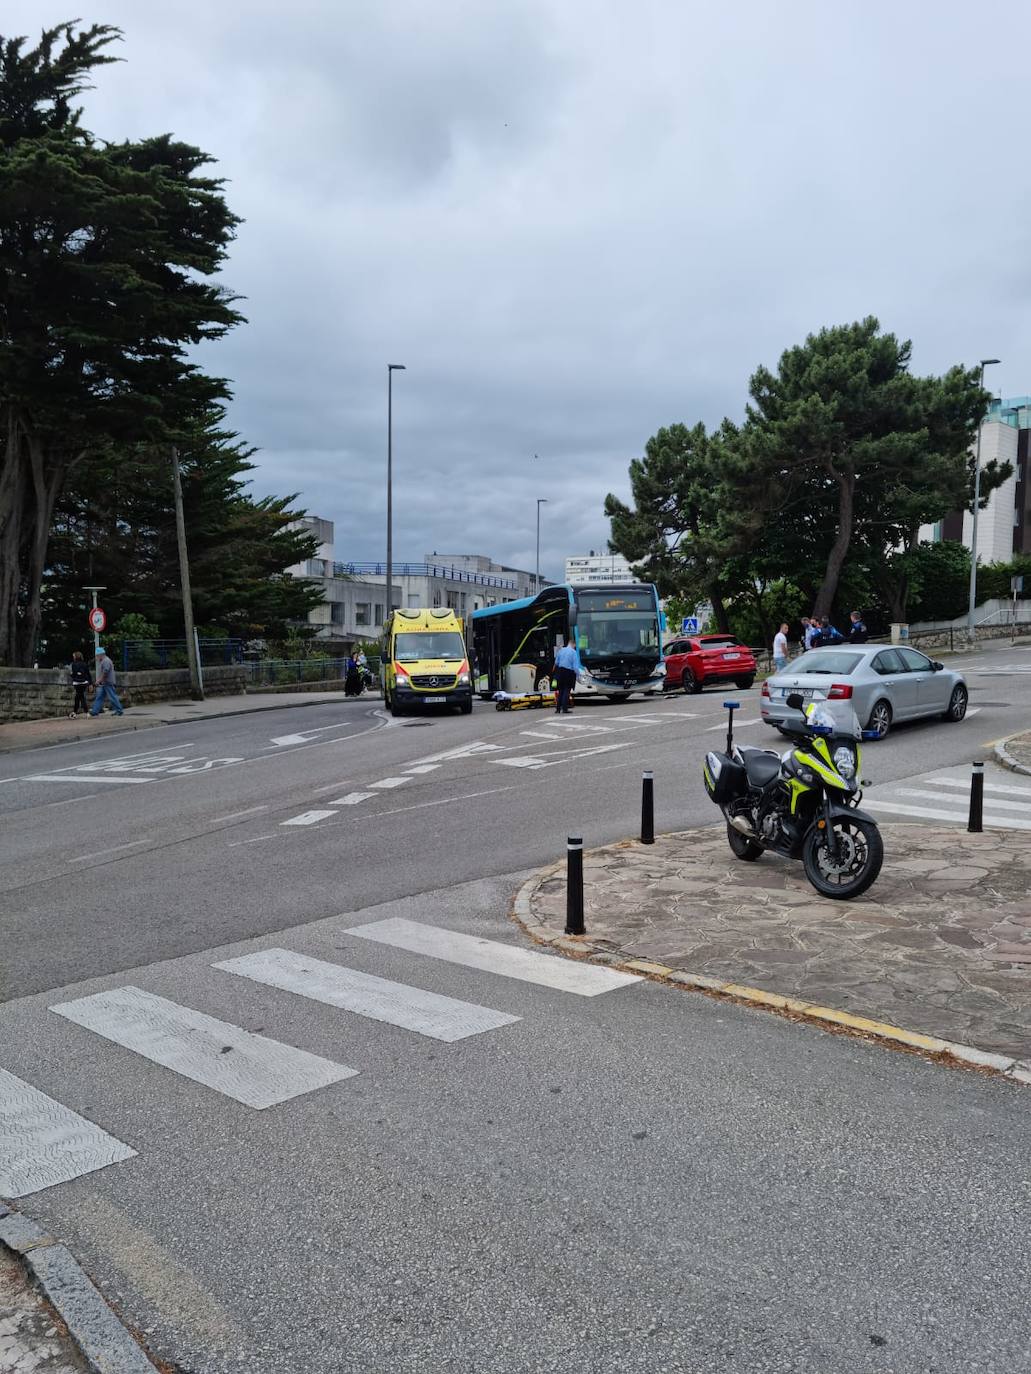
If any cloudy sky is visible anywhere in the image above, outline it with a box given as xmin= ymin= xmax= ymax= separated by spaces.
xmin=8 ymin=1 xmax=1031 ymax=579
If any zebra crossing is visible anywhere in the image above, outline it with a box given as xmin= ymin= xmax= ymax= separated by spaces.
xmin=862 ymin=764 xmax=1031 ymax=830
xmin=0 ymin=921 xmax=640 ymax=1199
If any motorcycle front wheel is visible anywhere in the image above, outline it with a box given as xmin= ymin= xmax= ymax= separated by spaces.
xmin=802 ymin=815 xmax=883 ymax=900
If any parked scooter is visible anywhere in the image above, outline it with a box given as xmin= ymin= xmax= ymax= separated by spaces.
xmin=702 ymin=694 xmax=883 ymax=899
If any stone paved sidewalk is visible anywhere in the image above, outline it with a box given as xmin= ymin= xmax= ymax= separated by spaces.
xmin=0 ymin=1250 xmax=87 ymax=1373
xmin=517 ymin=823 xmax=1031 ymax=1076
xmin=997 ymin=728 xmax=1031 ymax=775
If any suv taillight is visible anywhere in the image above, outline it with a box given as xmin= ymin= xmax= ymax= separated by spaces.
xmin=827 ymin=683 xmax=853 ymax=699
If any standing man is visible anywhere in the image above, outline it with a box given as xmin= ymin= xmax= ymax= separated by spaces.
xmin=89 ymin=647 xmax=124 ymax=717
xmin=772 ymin=623 xmax=789 ymax=673
xmin=805 ymin=615 xmax=821 ymax=649
xmin=847 ymin=610 xmax=869 ymax=643
xmin=553 ymin=635 xmax=581 ymax=714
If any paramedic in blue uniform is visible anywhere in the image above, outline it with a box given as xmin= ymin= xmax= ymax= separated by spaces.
xmin=553 ymin=636 xmax=582 ymax=714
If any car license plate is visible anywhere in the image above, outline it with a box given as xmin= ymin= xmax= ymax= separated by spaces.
xmin=425 ymin=695 xmax=446 ymax=704
xmin=723 ymin=653 xmax=740 ymax=660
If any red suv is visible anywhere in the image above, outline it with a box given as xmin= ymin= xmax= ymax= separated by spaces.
xmin=663 ymin=635 xmax=756 ymax=694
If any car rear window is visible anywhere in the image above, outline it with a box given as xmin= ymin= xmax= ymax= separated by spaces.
xmin=785 ymin=650 xmax=863 ymax=675
xmin=700 ymin=637 xmax=743 ymax=648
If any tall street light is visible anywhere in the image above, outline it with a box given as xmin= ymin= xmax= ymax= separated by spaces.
xmin=386 ymin=364 xmax=406 ymax=626
xmin=535 ymin=498 xmax=548 ymax=592
xmin=967 ymin=358 xmax=1001 ymax=644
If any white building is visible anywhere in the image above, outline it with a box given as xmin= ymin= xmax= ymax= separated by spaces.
xmin=564 ymin=550 xmax=637 ymax=584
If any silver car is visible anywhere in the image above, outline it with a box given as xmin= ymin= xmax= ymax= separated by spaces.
xmin=760 ymin=643 xmax=968 ymax=739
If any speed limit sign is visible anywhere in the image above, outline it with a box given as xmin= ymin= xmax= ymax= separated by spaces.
xmin=88 ymin=607 xmax=107 ymax=633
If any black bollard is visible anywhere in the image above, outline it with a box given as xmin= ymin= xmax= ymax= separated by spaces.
xmin=565 ymin=835 xmax=585 ymax=935
xmin=968 ymin=760 xmax=984 ymax=834
xmin=641 ymin=770 xmax=655 ymax=844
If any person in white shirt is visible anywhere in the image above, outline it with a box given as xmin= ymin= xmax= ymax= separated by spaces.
xmin=772 ymin=623 xmax=789 ymax=673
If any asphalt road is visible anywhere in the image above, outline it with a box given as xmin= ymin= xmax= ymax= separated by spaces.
xmin=1 ymin=641 xmax=1030 ymax=1372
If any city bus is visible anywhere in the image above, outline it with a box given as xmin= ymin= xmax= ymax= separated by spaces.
xmin=471 ymin=583 xmax=665 ymax=701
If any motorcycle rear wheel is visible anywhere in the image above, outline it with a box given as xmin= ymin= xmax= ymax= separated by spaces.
xmin=802 ymin=816 xmax=883 ymax=899
xmin=726 ymin=823 xmax=764 ymax=861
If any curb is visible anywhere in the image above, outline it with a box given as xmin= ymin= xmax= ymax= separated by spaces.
xmin=993 ymin=733 xmax=1031 ymax=778
xmin=0 ymin=1203 xmax=158 ymax=1372
xmin=510 ymin=863 xmax=1031 ymax=1088
xmin=0 ymin=693 xmax=380 ymax=755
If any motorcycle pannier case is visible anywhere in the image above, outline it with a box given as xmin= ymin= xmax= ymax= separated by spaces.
xmin=703 ymin=750 xmax=745 ymax=804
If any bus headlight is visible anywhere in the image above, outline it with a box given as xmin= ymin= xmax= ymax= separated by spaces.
xmin=832 ymin=745 xmax=856 ymax=779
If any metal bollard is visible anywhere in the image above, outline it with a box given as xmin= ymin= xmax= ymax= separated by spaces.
xmin=565 ymin=835 xmax=585 ymax=935
xmin=968 ymin=761 xmax=984 ymax=833
xmin=641 ymin=771 xmax=655 ymax=844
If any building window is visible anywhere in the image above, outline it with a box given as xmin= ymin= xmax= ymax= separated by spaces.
xmin=432 ymin=589 xmax=442 ymax=607
xmin=374 ymin=603 xmax=384 ymax=623
xmin=355 ymin=603 xmax=371 ymax=626
xmin=331 ymin=602 xmax=346 ymax=624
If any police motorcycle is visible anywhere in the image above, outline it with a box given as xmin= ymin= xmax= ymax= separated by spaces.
xmin=702 ymin=694 xmax=883 ymax=899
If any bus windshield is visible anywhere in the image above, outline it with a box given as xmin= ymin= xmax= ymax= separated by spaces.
xmin=394 ymin=632 xmax=465 ymax=662
xmin=575 ymin=590 xmax=660 ymax=662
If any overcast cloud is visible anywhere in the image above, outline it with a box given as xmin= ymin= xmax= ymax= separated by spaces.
xmin=7 ymin=1 xmax=1031 ymax=578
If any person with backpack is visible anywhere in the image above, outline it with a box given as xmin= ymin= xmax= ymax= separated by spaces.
xmin=814 ymin=617 xmax=844 ymax=647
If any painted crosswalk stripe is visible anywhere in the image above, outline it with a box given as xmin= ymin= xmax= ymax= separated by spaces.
xmin=894 ymin=787 xmax=1031 ymax=813
xmin=281 ymin=809 xmax=337 ymax=826
xmin=930 ymin=776 xmax=1031 ymax=800
xmin=862 ymin=797 xmax=1031 ymax=830
xmin=369 ymin=777 xmax=411 ymax=789
xmin=403 ymin=764 xmax=441 ymax=774
xmin=0 ymin=1066 xmax=137 ymax=1198
xmin=347 ymin=918 xmax=642 ymax=996
xmin=214 ymin=948 xmax=521 ymax=1042
xmin=49 ymin=987 xmax=356 ymax=1108
xmin=329 ymin=792 xmax=375 ymax=805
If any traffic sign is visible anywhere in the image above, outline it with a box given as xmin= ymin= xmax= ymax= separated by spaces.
xmin=88 ymin=607 xmax=107 ymax=633
xmin=681 ymin=616 xmax=699 ymax=634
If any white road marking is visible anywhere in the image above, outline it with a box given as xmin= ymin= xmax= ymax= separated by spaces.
xmin=214 ymin=948 xmax=521 ymax=1042
xmin=495 ymin=756 xmax=548 ymax=768
xmin=705 ymin=718 xmax=761 ymax=731
xmin=69 ymin=838 xmax=151 ymax=863
xmin=350 ymin=784 xmax=525 ymax=820
xmin=50 ymin=987 xmax=356 ymax=1108
xmin=403 ymin=764 xmax=441 ymax=774
xmin=20 ymin=774 xmax=154 ymax=785
xmin=494 ymin=743 xmax=631 ymax=770
xmin=0 ymin=1066 xmax=137 ymax=1198
xmin=329 ymin=792 xmax=375 ymax=805
xmin=895 ymin=787 xmax=1031 ymax=814
xmin=40 ymin=792 xmax=100 ymax=807
xmin=281 ymin=809 xmax=337 ymax=826
xmin=369 ymin=777 xmax=412 ymax=789
xmin=862 ymin=797 xmax=1031 ymax=830
xmin=407 ymin=741 xmax=504 ymax=765
xmin=212 ymin=805 xmax=269 ymax=823
xmin=347 ymin=918 xmax=643 ymax=996
xmin=930 ymin=775 xmax=1031 ymax=799
xmin=270 ymin=733 xmax=311 ymax=747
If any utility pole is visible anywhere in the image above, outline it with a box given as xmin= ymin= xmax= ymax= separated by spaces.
xmin=171 ymin=446 xmax=204 ymax=700
xmin=967 ymin=358 xmax=1002 ymax=645
xmin=83 ymin=585 xmax=106 ymax=658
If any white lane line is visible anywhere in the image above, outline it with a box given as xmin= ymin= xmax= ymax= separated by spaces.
xmin=69 ymin=838 xmax=151 ymax=863
xmin=930 ymin=776 xmax=1031 ymax=799
xmin=495 ymin=756 xmax=548 ymax=768
xmin=212 ymin=805 xmax=269 ymax=823
xmin=369 ymin=777 xmax=412 ymax=789
xmin=20 ymin=775 xmax=154 ymax=785
xmin=520 ymin=730 xmax=564 ymax=741
xmin=347 ymin=918 xmax=643 ymax=997
xmin=312 ymin=780 xmax=355 ymax=795
xmin=351 ymin=784 xmax=525 ymax=820
xmin=407 ymin=742 xmax=504 ymax=765
xmin=861 ymin=797 xmax=1031 ymax=829
xmin=270 ymin=733 xmax=310 ymax=747
xmin=705 ymin=718 xmax=761 ymax=731
xmin=494 ymin=743 xmax=631 ymax=770
xmin=893 ymin=788 xmax=1031 ymax=814
xmin=50 ymin=987 xmax=356 ymax=1108
xmin=41 ymin=792 xmax=101 ymax=808
xmin=214 ymin=948 xmax=521 ymax=1042
xmin=329 ymin=792 xmax=375 ymax=805
xmin=403 ymin=764 xmax=440 ymax=774
xmin=0 ymin=1066 xmax=137 ymax=1198
xmin=281 ymin=809 xmax=337 ymax=826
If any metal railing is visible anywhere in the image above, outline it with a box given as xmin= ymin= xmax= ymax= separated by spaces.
xmin=242 ymin=656 xmax=382 ymax=687
xmin=330 ymin=560 xmax=518 ymax=590
xmin=117 ymin=639 xmax=244 ymax=671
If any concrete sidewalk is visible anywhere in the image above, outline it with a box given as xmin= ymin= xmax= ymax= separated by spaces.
xmin=514 ymin=822 xmax=1031 ymax=1082
xmin=0 ymin=690 xmax=366 ymax=754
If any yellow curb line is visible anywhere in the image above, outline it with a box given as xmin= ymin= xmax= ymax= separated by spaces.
xmin=509 ymin=867 xmax=1027 ymax=1086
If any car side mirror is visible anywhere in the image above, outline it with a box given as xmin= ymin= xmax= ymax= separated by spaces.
xmin=932 ymin=661 xmax=943 ymax=672
xmin=786 ymin=692 xmax=804 ymax=710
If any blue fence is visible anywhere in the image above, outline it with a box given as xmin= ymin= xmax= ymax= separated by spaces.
xmin=118 ymin=639 xmax=244 ymax=671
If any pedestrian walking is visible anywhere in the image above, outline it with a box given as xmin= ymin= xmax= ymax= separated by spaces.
xmin=344 ymin=653 xmax=362 ymax=696
xmin=772 ymin=623 xmax=789 ymax=673
xmin=553 ymin=635 xmax=582 ymax=714
xmin=68 ymin=650 xmax=91 ymax=717
xmin=804 ymin=616 xmax=820 ymax=650
xmin=847 ymin=610 xmax=869 ymax=643
xmin=89 ymin=647 xmax=124 ymax=717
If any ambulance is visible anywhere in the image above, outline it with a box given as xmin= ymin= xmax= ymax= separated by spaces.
xmin=380 ymin=608 xmax=474 ymax=716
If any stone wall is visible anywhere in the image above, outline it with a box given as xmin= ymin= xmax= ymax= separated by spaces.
xmin=0 ymin=665 xmax=246 ymax=722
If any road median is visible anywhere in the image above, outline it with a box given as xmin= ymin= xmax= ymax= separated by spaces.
xmin=512 ymin=823 xmax=1031 ymax=1086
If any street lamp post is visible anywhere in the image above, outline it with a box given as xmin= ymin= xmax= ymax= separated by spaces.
xmin=967 ymin=358 xmax=1002 ymax=644
xmin=386 ymin=364 xmax=406 ymax=626
xmin=535 ymin=498 xmax=548 ymax=592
